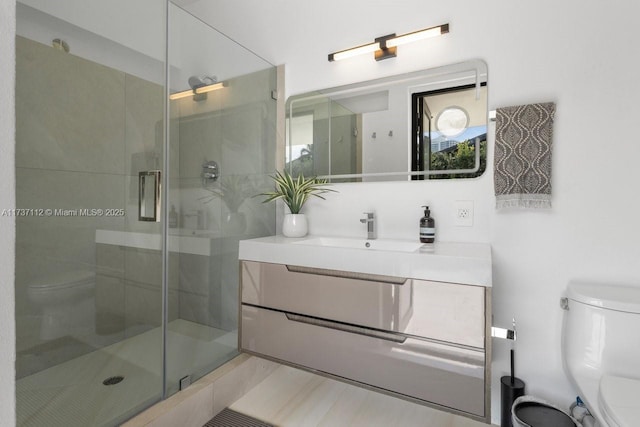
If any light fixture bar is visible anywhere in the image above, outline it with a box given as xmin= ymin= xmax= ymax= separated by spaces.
xmin=169 ymin=89 xmax=195 ymax=100
xmin=386 ymin=24 xmax=449 ymax=48
xmin=169 ymin=81 xmax=226 ymax=100
xmin=194 ymin=81 xmax=226 ymax=94
xmin=328 ymin=42 xmax=380 ymax=62
xmin=328 ymin=23 xmax=449 ymax=62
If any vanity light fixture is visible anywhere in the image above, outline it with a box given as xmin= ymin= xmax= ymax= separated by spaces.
xmin=168 ymin=81 xmax=226 ymax=100
xmin=194 ymin=81 xmax=226 ymax=94
xmin=328 ymin=23 xmax=449 ymax=62
xmin=169 ymin=89 xmax=196 ymax=100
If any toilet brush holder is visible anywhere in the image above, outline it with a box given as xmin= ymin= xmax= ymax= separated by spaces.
xmin=501 ymin=375 xmax=525 ymax=427
xmin=492 ymin=319 xmax=522 ymax=427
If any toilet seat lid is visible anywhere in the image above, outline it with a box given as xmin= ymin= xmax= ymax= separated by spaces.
xmin=599 ymin=375 xmax=640 ymax=427
xmin=28 ymin=270 xmax=94 ymax=290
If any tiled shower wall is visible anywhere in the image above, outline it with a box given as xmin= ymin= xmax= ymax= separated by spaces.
xmin=171 ymin=67 xmax=278 ymax=331
xmin=15 ymin=35 xmax=165 ymax=377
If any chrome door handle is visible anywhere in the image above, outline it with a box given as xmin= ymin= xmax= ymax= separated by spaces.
xmin=139 ymin=170 xmax=161 ymax=222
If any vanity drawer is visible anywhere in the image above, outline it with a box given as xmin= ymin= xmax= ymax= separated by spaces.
xmin=241 ymin=261 xmax=413 ymax=333
xmin=241 ymin=304 xmax=486 ymax=417
xmin=241 ymin=261 xmax=485 ymax=348
xmin=408 ymin=279 xmax=485 ymax=349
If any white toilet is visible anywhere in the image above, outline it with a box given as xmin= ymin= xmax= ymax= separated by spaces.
xmin=562 ymin=281 xmax=640 ymax=427
xmin=27 ymin=270 xmax=96 ymax=341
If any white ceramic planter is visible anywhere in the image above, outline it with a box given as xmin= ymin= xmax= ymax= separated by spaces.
xmin=282 ymin=214 xmax=308 ymax=237
xmin=224 ymin=212 xmax=247 ymax=235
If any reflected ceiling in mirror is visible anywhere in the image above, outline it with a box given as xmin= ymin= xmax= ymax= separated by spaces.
xmin=285 ymin=60 xmax=488 ymax=182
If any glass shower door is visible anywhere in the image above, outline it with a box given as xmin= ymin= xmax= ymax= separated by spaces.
xmin=15 ymin=1 xmax=167 ymax=425
xmin=15 ymin=1 xmax=279 ymax=424
xmin=164 ymin=3 xmax=277 ymax=397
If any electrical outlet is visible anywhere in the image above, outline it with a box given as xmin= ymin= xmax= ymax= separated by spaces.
xmin=454 ymin=200 xmax=474 ymax=227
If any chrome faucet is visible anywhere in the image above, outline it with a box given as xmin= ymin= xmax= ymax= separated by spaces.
xmin=360 ymin=212 xmax=376 ymax=239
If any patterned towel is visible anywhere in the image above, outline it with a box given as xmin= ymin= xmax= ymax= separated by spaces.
xmin=494 ymin=102 xmax=555 ymax=209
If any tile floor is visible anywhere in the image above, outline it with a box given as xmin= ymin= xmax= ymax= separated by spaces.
xmin=16 ymin=320 xmax=237 ymax=427
xmin=230 ymin=364 xmax=489 ymax=427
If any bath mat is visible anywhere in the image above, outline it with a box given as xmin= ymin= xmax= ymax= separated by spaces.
xmin=203 ymin=408 xmax=274 ymax=427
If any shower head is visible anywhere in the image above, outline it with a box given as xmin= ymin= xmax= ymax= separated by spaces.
xmin=52 ymin=38 xmax=70 ymax=53
xmin=188 ymin=75 xmax=217 ymax=90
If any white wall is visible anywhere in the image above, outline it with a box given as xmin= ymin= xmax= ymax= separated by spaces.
xmin=179 ymin=0 xmax=640 ymax=424
xmin=16 ymin=2 xmax=166 ymax=85
xmin=361 ymin=86 xmax=409 ymax=178
xmin=168 ymin=3 xmax=273 ymax=92
xmin=16 ymin=1 xmax=273 ymax=91
xmin=0 ymin=0 xmax=16 ymax=424
xmin=20 ymin=0 xmax=165 ymax=61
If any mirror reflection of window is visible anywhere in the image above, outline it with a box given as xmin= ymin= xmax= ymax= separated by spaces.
xmin=411 ymin=84 xmax=487 ymax=180
xmin=285 ymin=60 xmax=488 ymax=182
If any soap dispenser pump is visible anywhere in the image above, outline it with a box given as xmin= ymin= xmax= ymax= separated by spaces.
xmin=420 ymin=205 xmax=435 ymax=243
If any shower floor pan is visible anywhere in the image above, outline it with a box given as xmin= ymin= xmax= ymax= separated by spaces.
xmin=17 ymin=319 xmax=237 ymax=427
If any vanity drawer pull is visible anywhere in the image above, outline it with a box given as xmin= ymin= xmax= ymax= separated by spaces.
xmin=286 ymin=265 xmax=407 ymax=285
xmin=285 ymin=312 xmax=407 ymax=344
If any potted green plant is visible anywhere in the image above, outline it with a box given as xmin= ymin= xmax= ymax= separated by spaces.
xmin=258 ymin=170 xmax=336 ymax=237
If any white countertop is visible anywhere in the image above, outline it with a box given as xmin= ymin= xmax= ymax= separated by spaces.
xmin=239 ymin=235 xmax=492 ymax=287
xmin=95 ymin=229 xmax=215 ymax=256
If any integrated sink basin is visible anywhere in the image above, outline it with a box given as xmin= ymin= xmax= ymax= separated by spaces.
xmin=293 ymin=237 xmax=424 ymax=253
xmin=239 ymin=235 xmax=492 ymax=287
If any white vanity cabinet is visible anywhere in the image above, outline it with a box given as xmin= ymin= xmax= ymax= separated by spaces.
xmin=238 ymin=237 xmax=492 ymax=422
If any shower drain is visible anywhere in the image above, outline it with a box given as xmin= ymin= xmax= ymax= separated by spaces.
xmin=102 ymin=375 xmax=124 ymax=386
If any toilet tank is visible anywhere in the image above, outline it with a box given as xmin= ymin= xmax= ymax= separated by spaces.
xmin=562 ymin=281 xmax=640 ymax=382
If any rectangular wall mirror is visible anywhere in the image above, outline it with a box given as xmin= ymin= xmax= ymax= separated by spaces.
xmin=285 ymin=59 xmax=488 ymax=182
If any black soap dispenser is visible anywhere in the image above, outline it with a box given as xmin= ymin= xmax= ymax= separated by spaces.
xmin=420 ymin=205 xmax=435 ymax=243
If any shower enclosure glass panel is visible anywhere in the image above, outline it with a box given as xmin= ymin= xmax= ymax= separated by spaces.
xmin=165 ymin=4 xmax=277 ymax=397
xmin=15 ymin=1 xmax=167 ymax=425
xmin=14 ymin=1 xmax=276 ymax=425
